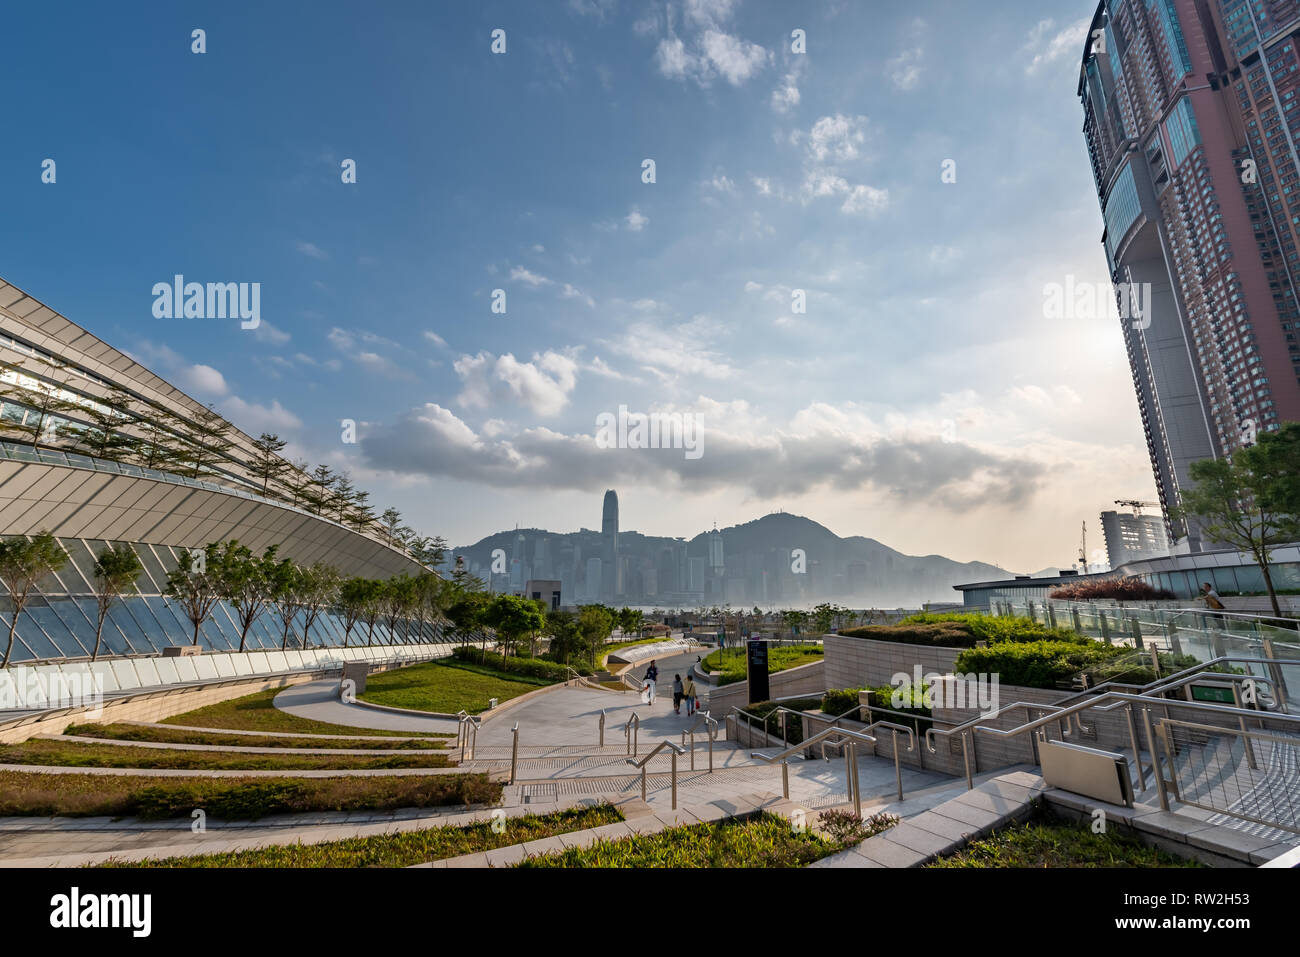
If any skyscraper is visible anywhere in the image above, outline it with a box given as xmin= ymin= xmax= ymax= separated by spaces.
xmin=601 ymin=489 xmax=619 ymax=599
xmin=1079 ymin=0 xmax=1300 ymax=550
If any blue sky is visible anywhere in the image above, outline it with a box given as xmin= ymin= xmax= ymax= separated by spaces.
xmin=0 ymin=0 xmax=1149 ymax=572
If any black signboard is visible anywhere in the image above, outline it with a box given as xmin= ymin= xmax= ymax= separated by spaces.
xmin=747 ymin=640 xmax=769 ymax=704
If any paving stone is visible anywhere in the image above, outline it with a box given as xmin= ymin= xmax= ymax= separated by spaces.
xmin=907 ymin=810 xmax=977 ymax=844
xmin=853 ymin=834 xmax=929 ymax=868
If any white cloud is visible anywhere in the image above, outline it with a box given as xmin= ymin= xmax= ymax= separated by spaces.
xmin=424 ymin=330 xmax=448 ymax=349
xmin=561 ymin=283 xmax=596 ymax=307
xmin=222 ymin=395 xmax=303 ymax=432
xmin=771 ymin=70 xmax=801 ymax=113
xmin=1024 ymin=18 xmax=1091 ymax=74
xmin=296 ymin=241 xmax=328 ymax=260
xmin=700 ymin=30 xmax=769 ymax=85
xmin=509 ymin=266 xmax=554 ymax=287
xmin=841 ymin=184 xmax=889 ymax=216
xmin=885 ymin=48 xmax=923 ymax=90
xmin=807 ymin=114 xmax=867 ymax=163
xmin=454 ymin=350 xmax=579 ymax=417
xmin=253 ymin=320 xmax=290 ymax=346
xmin=625 ymin=207 xmax=649 ymax=231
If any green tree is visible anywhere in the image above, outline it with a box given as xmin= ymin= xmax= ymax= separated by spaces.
xmin=0 ymin=362 xmax=81 ymax=450
xmin=89 ymin=545 xmax=143 ymax=660
xmin=296 ymin=562 xmax=341 ymax=648
xmin=60 ymin=386 xmax=140 ymax=461
xmin=247 ymin=433 xmax=289 ymax=495
xmin=0 ymin=532 xmax=68 ymax=667
xmin=269 ymin=558 xmax=305 ymax=649
xmin=543 ymin=610 xmax=584 ymax=664
xmin=577 ymin=604 xmax=615 ymax=669
xmin=177 ymin=404 xmax=235 ymax=479
xmin=337 ymin=577 xmax=379 ymax=647
xmin=213 ymin=542 xmax=280 ymax=652
xmin=164 ymin=543 xmax=223 ymax=648
xmin=1171 ymin=433 xmax=1300 ymax=618
xmin=484 ymin=594 xmax=547 ymax=665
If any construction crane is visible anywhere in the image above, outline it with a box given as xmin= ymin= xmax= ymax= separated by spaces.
xmin=1114 ymin=499 xmax=1159 ymax=516
xmin=1078 ymin=521 xmax=1088 ymax=574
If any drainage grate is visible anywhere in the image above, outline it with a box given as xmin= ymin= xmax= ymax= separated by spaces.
xmin=519 ymin=783 xmax=558 ymax=804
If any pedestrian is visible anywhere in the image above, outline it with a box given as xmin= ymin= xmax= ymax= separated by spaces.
xmin=683 ymin=675 xmax=698 ymax=716
xmin=1201 ymin=582 xmax=1225 ymax=610
xmin=644 ymin=660 xmax=659 ymax=705
xmin=672 ymin=674 xmax=684 ymax=714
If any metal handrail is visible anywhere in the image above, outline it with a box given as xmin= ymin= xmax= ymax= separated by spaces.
xmin=626 ymin=739 xmax=687 ymax=809
xmin=681 ymin=710 xmax=718 ymax=772
xmin=624 ymin=711 xmax=640 ymax=756
xmin=927 ymin=679 xmax=1300 ymax=792
xmin=750 ymin=721 xmax=917 ymax=812
xmin=509 ymin=722 xmax=520 ymax=784
xmin=456 ymin=710 xmax=480 ymax=761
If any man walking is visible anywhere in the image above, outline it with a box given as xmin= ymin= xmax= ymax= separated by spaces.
xmin=644 ymin=660 xmax=659 ymax=706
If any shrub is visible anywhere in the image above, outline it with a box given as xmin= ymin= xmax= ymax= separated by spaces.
xmin=953 ymin=640 xmax=1125 ymax=690
xmin=740 ymin=697 xmax=822 ymax=744
xmin=449 ymin=645 xmax=592 ymax=680
xmin=1049 ymin=576 xmax=1174 ymax=601
xmin=821 ymin=687 xmax=864 ymax=716
xmin=817 ymin=809 xmax=899 ymax=845
xmin=838 ymin=613 xmax=1093 ymax=649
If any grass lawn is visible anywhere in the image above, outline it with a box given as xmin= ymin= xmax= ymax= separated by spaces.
xmin=359 ymin=660 xmax=552 ymax=715
xmin=517 ymin=812 xmax=848 ymax=868
xmin=101 ymin=804 xmax=623 ymax=867
xmin=65 ymin=723 xmax=446 ymax=750
xmin=704 ymin=645 xmax=825 ymax=686
xmin=162 ymin=688 xmax=449 ymax=737
xmin=0 ymin=769 xmax=500 ymax=819
xmin=0 ymin=739 xmax=451 ymax=771
xmin=927 ymin=817 xmax=1206 ymax=868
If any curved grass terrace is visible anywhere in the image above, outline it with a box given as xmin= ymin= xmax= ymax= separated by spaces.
xmin=0 ymin=738 xmax=452 ymax=771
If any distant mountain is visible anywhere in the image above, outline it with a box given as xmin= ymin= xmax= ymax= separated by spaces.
xmin=449 ymin=509 xmax=1013 ymax=609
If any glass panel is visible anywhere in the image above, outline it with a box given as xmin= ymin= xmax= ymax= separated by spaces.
xmin=120 ymin=597 xmax=164 ymax=653
xmin=1234 ymin=564 xmax=1266 ymax=594
xmin=22 ymin=604 xmax=87 ymax=658
xmin=102 ymin=600 xmax=147 ymax=655
xmin=58 ymin=538 xmax=98 ymax=592
xmin=1271 ymin=562 xmax=1300 ymax=592
xmin=1212 ymin=567 xmax=1241 ymax=595
xmin=145 ymin=597 xmax=191 ymax=647
xmin=132 ymin=545 xmax=170 ymax=593
xmin=48 ymin=598 xmax=99 ymax=656
xmin=10 ymin=615 xmax=57 ymax=662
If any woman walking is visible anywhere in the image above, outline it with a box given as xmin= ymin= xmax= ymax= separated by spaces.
xmin=644 ymin=661 xmax=659 ymax=706
xmin=682 ymin=675 xmax=698 ymax=716
xmin=672 ymin=674 xmax=684 ymax=714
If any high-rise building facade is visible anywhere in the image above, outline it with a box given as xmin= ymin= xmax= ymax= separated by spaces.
xmin=600 ymin=489 xmax=619 ymax=599
xmin=1079 ymin=0 xmax=1300 ymax=549
xmin=1100 ymin=508 xmax=1171 ymax=567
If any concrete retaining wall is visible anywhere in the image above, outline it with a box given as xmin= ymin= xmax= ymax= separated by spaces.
xmin=706 ymin=660 xmax=825 ymax=713
xmin=822 ymin=634 xmax=963 ymax=691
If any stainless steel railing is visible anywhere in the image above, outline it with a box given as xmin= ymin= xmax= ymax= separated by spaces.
xmin=681 ymin=710 xmax=718 ymax=772
xmin=626 ymin=739 xmax=688 ymax=809
xmin=456 ymin=710 xmax=480 ymax=761
xmin=749 ymin=721 xmax=917 ymax=812
xmin=624 ymin=711 xmax=640 ymax=756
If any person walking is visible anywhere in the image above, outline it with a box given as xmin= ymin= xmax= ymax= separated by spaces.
xmin=682 ymin=675 xmax=698 ymax=716
xmin=1201 ymin=582 xmax=1226 ymax=610
xmin=644 ymin=660 xmax=659 ymax=706
xmin=672 ymin=674 xmax=684 ymax=714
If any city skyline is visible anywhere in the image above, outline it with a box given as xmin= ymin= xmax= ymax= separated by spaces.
xmin=1 ymin=1 xmax=1160 ymax=573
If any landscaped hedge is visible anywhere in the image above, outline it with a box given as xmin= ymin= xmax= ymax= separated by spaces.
xmin=837 ymin=613 xmax=1094 ymax=649
xmin=821 ymin=687 xmax=864 ymax=716
xmin=952 ymin=640 xmax=1126 ymax=690
xmin=449 ymin=646 xmax=592 ymax=680
xmin=740 ymin=697 xmax=823 ymax=744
